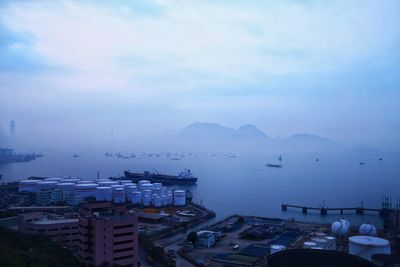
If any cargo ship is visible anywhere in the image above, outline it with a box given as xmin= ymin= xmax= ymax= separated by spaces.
xmin=123 ymin=169 xmax=198 ymax=185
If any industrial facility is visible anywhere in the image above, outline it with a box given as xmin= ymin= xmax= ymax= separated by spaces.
xmin=18 ymin=177 xmax=186 ymax=207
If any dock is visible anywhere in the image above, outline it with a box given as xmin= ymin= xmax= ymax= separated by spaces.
xmin=281 ymin=204 xmax=393 ymax=217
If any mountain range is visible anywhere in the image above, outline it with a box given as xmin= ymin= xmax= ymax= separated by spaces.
xmin=157 ymin=122 xmax=378 ymax=153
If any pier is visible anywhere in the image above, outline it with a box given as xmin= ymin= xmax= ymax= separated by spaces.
xmin=281 ymin=204 xmax=393 ymax=217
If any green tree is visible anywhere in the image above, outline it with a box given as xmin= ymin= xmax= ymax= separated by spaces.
xmin=187 ymin=231 xmax=198 ymax=243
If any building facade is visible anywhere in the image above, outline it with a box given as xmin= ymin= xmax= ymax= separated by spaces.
xmin=18 ymin=212 xmax=80 ymax=249
xmin=77 ymin=202 xmax=138 ymax=267
xmin=35 ymin=188 xmax=63 ymax=206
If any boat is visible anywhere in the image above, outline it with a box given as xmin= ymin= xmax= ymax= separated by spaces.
xmin=73 ymin=153 xmax=79 ymax=158
xmin=278 ymin=155 xmax=283 ymax=161
xmin=266 ymin=164 xmax=282 ymax=168
xmin=123 ymin=168 xmax=198 ymax=185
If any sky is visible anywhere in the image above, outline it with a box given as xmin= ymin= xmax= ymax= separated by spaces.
xmin=0 ymin=0 xmax=399 ymax=150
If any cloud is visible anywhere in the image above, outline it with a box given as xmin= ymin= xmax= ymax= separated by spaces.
xmin=1 ymin=0 xmax=399 ymax=94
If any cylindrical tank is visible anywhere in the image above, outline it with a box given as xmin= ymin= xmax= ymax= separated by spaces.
xmin=19 ymin=180 xmax=40 ymax=192
xmin=37 ymin=181 xmax=58 ymax=190
xmin=153 ymin=183 xmax=162 ymax=189
xmin=119 ymin=180 xmax=133 ymax=184
xmin=111 ymin=184 xmax=124 ymax=191
xmin=77 ymin=180 xmax=97 ymax=184
xmin=311 ymin=238 xmax=329 ymax=249
xmin=349 ymin=236 xmax=391 ymax=261
xmin=153 ymin=195 xmax=162 ymax=207
xmin=44 ymin=177 xmax=63 ymax=182
xmin=96 ymin=186 xmax=112 ymax=201
xmin=161 ymin=194 xmax=168 ymax=206
xmin=98 ymin=181 xmax=119 ymax=187
xmin=113 ymin=188 xmax=125 ymax=203
xmin=174 ymin=190 xmax=186 ymax=206
xmin=131 ymin=191 xmax=142 ymax=204
xmin=271 ymin=245 xmax=286 ymax=254
xmin=125 ymin=185 xmax=137 ymax=201
xmin=359 ymin=224 xmax=377 ymax=236
xmin=142 ymin=194 xmax=151 ymax=206
xmin=138 ymin=180 xmax=151 ymax=190
xmin=167 ymin=193 xmax=173 ymax=205
xmin=331 ymin=219 xmax=350 ymax=237
xmin=63 ymin=178 xmax=80 ymax=183
xmin=141 ymin=183 xmax=153 ymax=191
xmin=75 ymin=183 xmax=98 ymax=200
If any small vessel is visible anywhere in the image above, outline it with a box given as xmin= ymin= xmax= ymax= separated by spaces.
xmin=73 ymin=153 xmax=79 ymax=158
xmin=104 ymin=152 xmax=113 ymax=157
xmin=171 ymin=157 xmax=181 ymax=160
xmin=122 ymin=168 xmax=197 ymax=185
xmin=278 ymin=155 xmax=283 ymax=161
xmin=266 ymin=164 xmax=282 ymax=168
xmin=359 ymin=162 xmax=365 ymax=165
xmin=379 ymin=158 xmax=383 ymax=161
xmin=316 ymin=158 xmax=319 ymax=162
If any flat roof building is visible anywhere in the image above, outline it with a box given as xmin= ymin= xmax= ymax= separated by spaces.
xmin=18 ymin=212 xmax=80 ymax=249
xmin=77 ymin=202 xmax=138 ymax=267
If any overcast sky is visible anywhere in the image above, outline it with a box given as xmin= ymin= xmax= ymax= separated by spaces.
xmin=0 ymin=0 xmax=399 ymax=149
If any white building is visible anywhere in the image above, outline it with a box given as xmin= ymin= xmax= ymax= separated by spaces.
xmin=197 ymin=230 xmax=216 ymax=248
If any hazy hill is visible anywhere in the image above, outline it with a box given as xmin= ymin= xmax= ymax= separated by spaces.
xmin=178 ymin=122 xmax=270 ymax=140
xmin=279 ymin=133 xmax=343 ymax=153
xmin=155 ymin=122 xmax=373 ymax=153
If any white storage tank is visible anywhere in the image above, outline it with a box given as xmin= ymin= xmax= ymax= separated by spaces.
xmin=19 ymin=180 xmax=40 ymax=192
xmin=98 ymin=181 xmax=119 ymax=187
xmin=44 ymin=177 xmax=63 ymax=182
xmin=125 ymin=185 xmax=137 ymax=201
xmin=96 ymin=186 xmax=113 ymax=201
xmin=63 ymin=178 xmax=80 ymax=183
xmin=75 ymin=183 xmax=98 ymax=200
xmin=138 ymin=180 xmax=151 ymax=189
xmin=131 ymin=191 xmax=142 ymax=204
xmin=173 ymin=190 xmax=186 ymax=206
xmin=119 ymin=180 xmax=133 ymax=184
xmin=359 ymin=223 xmax=377 ymax=236
xmin=331 ymin=219 xmax=350 ymax=237
xmin=270 ymin=245 xmax=286 ymax=254
xmin=167 ymin=193 xmax=173 ymax=205
xmin=141 ymin=183 xmax=153 ymax=191
xmin=349 ymin=236 xmax=391 ymax=261
xmin=142 ymin=194 xmax=151 ymax=206
xmin=37 ymin=181 xmax=58 ymax=190
xmin=111 ymin=184 xmax=124 ymax=191
xmin=153 ymin=195 xmax=162 ymax=207
xmin=77 ymin=180 xmax=97 ymax=184
xmin=113 ymin=187 xmax=125 ymax=203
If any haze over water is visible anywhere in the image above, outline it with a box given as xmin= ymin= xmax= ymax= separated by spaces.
xmin=2 ymin=150 xmax=399 ymax=228
xmin=0 ymin=0 xmax=399 ymax=230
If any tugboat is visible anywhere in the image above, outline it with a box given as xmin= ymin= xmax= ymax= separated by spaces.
xmin=266 ymin=164 xmax=282 ymax=168
xmin=123 ymin=168 xmax=198 ymax=185
xmin=266 ymin=155 xmax=283 ymax=168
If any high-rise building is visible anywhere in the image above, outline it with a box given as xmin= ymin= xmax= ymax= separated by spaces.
xmin=77 ymin=202 xmax=138 ymax=267
xmin=10 ymin=120 xmax=15 ymax=137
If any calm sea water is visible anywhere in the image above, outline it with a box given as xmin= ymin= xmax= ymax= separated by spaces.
xmin=1 ymin=151 xmax=399 ymax=228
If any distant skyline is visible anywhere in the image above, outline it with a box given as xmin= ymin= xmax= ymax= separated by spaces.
xmin=0 ymin=0 xmax=399 ymax=150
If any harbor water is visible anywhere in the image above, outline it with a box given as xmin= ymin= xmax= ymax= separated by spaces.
xmin=1 ymin=151 xmax=399 ymax=228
